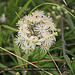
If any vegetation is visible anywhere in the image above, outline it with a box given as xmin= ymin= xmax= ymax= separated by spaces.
xmin=0 ymin=0 xmax=75 ymax=75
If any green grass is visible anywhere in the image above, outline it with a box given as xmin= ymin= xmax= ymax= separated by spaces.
xmin=0 ymin=0 xmax=75 ymax=75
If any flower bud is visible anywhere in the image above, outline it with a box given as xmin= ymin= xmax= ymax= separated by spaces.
xmin=52 ymin=6 xmax=56 ymax=10
xmin=57 ymin=29 xmax=61 ymax=32
xmin=60 ymin=12 xmax=63 ymax=15
xmin=72 ymin=57 xmax=74 ymax=60
xmin=64 ymin=11 xmax=68 ymax=14
xmin=56 ymin=15 xmax=61 ymax=19
xmin=57 ymin=6 xmax=61 ymax=11
xmin=47 ymin=13 xmax=51 ymax=16
xmin=0 ymin=13 xmax=6 ymax=23
xmin=66 ymin=27 xmax=69 ymax=30
xmin=62 ymin=4 xmax=65 ymax=7
xmin=53 ymin=32 xmax=58 ymax=36
xmin=52 ymin=11 xmax=55 ymax=15
xmin=71 ymin=9 xmax=74 ymax=13
xmin=16 ymin=72 xmax=20 ymax=75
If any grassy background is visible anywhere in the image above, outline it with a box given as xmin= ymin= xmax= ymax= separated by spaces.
xmin=0 ymin=0 xmax=75 ymax=75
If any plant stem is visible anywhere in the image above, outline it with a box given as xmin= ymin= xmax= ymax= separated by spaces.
xmin=61 ymin=17 xmax=67 ymax=75
xmin=0 ymin=47 xmax=52 ymax=75
xmin=38 ymin=46 xmax=40 ymax=64
xmin=42 ymin=43 xmax=62 ymax=75
xmin=63 ymin=0 xmax=67 ymax=5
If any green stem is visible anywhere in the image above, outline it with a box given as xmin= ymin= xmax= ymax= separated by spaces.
xmin=29 ymin=3 xmax=75 ymax=18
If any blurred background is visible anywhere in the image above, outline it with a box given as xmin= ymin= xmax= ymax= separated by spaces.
xmin=0 ymin=0 xmax=75 ymax=75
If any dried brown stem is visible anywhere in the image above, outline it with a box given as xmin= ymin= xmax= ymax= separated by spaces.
xmin=0 ymin=59 xmax=64 ymax=74
xmin=0 ymin=47 xmax=52 ymax=75
xmin=15 ymin=12 xmax=22 ymax=21
xmin=63 ymin=0 xmax=67 ymax=5
xmin=61 ymin=17 xmax=67 ymax=75
xmin=42 ymin=44 xmax=62 ymax=75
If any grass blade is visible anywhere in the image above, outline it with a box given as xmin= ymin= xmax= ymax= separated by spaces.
xmin=14 ymin=44 xmax=24 ymax=74
xmin=0 ymin=47 xmax=53 ymax=75
xmin=64 ymin=55 xmax=74 ymax=75
xmin=0 ymin=26 xmax=2 ymax=46
xmin=67 ymin=14 xmax=75 ymax=30
xmin=11 ymin=0 xmax=32 ymax=25
xmin=2 ymin=25 xmax=18 ymax=32
xmin=0 ymin=63 xmax=16 ymax=74
xmin=65 ymin=28 xmax=75 ymax=37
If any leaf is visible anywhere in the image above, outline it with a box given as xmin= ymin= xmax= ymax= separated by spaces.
xmin=9 ymin=55 xmax=18 ymax=65
xmin=0 ymin=63 xmax=16 ymax=74
xmin=0 ymin=26 xmax=2 ymax=46
xmin=67 ymin=14 xmax=75 ymax=34
xmin=22 ymin=53 xmax=30 ymax=61
xmin=66 ymin=0 xmax=73 ymax=5
xmin=14 ymin=44 xmax=24 ymax=74
xmin=14 ymin=45 xmax=23 ymax=64
xmin=0 ymin=2 xmax=6 ymax=16
xmin=4 ymin=47 xmax=14 ymax=51
xmin=5 ymin=4 xmax=19 ymax=25
xmin=64 ymin=55 xmax=74 ymax=75
xmin=11 ymin=0 xmax=32 ymax=25
xmin=2 ymin=25 xmax=18 ymax=32
xmin=40 ymin=62 xmax=55 ymax=68
xmin=9 ymin=0 xmax=16 ymax=4
xmin=31 ymin=0 xmax=36 ymax=6
xmin=66 ymin=36 xmax=75 ymax=40
xmin=32 ymin=47 xmax=47 ymax=61
xmin=65 ymin=28 xmax=75 ymax=37
xmin=72 ymin=60 xmax=75 ymax=70
xmin=40 ymin=51 xmax=47 ymax=60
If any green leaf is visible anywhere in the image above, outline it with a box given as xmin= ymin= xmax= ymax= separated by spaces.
xmin=0 ymin=26 xmax=5 ymax=63
xmin=22 ymin=53 xmax=30 ymax=62
xmin=40 ymin=51 xmax=47 ymax=60
xmin=15 ymin=0 xmax=19 ymax=6
xmin=67 ymin=14 xmax=75 ymax=33
xmin=0 ymin=26 xmax=2 ymax=46
xmin=4 ymin=47 xmax=14 ymax=51
xmin=29 ymin=2 xmax=75 ymax=18
xmin=65 ymin=28 xmax=75 ymax=37
xmin=31 ymin=0 xmax=36 ymax=6
xmin=14 ymin=45 xmax=23 ymax=64
xmin=9 ymin=0 xmax=16 ymax=4
xmin=40 ymin=62 xmax=55 ymax=68
xmin=66 ymin=36 xmax=75 ymax=40
xmin=11 ymin=0 xmax=32 ymax=25
xmin=0 ymin=2 xmax=6 ymax=16
xmin=9 ymin=55 xmax=18 ymax=65
xmin=64 ymin=55 xmax=74 ymax=75
xmin=2 ymin=25 xmax=18 ymax=32
xmin=5 ymin=4 xmax=19 ymax=25
xmin=72 ymin=60 xmax=75 ymax=70
xmin=66 ymin=0 xmax=73 ymax=5
xmin=0 ymin=63 xmax=16 ymax=74
xmin=14 ymin=44 xmax=24 ymax=74
xmin=32 ymin=47 xmax=47 ymax=61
